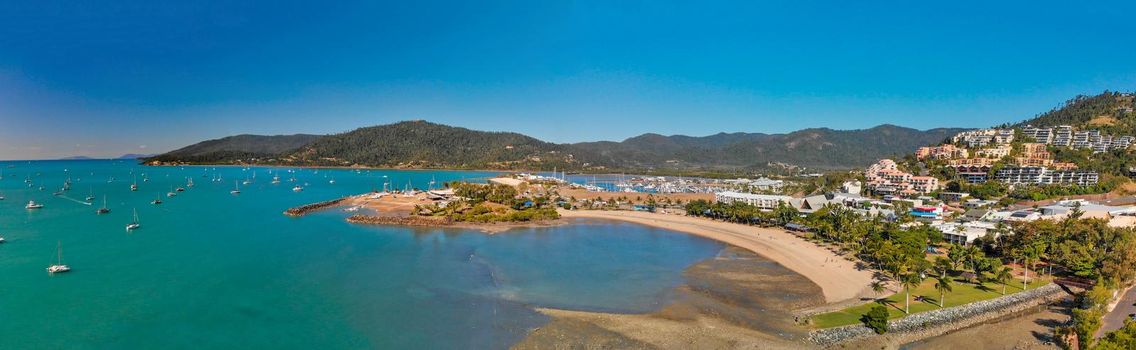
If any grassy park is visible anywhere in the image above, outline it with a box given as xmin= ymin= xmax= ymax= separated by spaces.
xmin=812 ymin=275 xmax=1052 ymax=328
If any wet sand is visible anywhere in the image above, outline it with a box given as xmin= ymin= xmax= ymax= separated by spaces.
xmin=513 ymin=247 xmax=826 ymax=349
xmin=558 ymin=210 xmax=876 ymax=304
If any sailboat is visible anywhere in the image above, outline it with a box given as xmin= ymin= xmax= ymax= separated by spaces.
xmin=292 ymin=184 xmax=303 ymax=192
xmin=328 ymin=177 xmax=335 ymax=184
xmin=167 ymin=185 xmax=177 ymax=197
xmin=151 ymin=194 xmax=163 ymax=205
xmin=271 ymin=173 xmax=280 ymax=184
xmin=131 ymin=175 xmax=138 ymax=192
xmin=85 ymin=187 xmax=96 ymax=202
xmin=230 ymin=181 xmax=240 ymax=194
xmin=46 ymin=241 xmax=71 ymax=274
xmin=96 ymin=196 xmax=111 ymax=214
xmin=126 ymin=209 xmax=141 ymax=231
xmin=186 ymin=177 xmax=194 ymax=188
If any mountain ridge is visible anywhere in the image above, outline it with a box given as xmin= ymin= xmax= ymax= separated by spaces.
xmin=145 ymin=121 xmax=966 ymax=171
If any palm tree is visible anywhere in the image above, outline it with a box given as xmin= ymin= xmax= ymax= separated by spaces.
xmin=901 ymin=271 xmax=924 ymax=314
xmin=994 ymin=266 xmax=1013 ymax=295
xmin=934 ymin=275 xmax=953 ymax=308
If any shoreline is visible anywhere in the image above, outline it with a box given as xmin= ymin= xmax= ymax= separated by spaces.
xmin=557 ymin=209 xmax=876 ymax=305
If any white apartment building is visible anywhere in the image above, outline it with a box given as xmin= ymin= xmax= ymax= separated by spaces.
xmin=714 ymin=191 xmax=793 ymax=210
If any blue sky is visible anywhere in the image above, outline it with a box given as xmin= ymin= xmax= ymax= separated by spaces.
xmin=1 ymin=1 xmax=1134 ymax=159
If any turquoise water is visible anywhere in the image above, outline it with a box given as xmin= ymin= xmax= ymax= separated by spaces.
xmin=0 ymin=160 xmax=724 ymax=349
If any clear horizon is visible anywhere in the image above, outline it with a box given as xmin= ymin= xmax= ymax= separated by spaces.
xmin=3 ymin=1 xmax=1135 ymax=160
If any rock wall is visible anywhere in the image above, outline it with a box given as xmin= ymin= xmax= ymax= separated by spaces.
xmin=809 ymin=283 xmax=1066 ymax=346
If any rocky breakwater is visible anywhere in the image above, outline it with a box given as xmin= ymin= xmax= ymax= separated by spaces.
xmin=346 ymin=214 xmax=454 ymax=227
xmin=283 ymin=197 xmax=349 ymax=216
xmin=809 ymin=283 xmax=1066 ymax=346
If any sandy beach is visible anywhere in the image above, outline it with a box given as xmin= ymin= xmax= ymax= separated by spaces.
xmin=558 ymin=209 xmax=876 ymax=304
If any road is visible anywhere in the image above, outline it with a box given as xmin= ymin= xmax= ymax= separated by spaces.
xmin=1099 ymin=285 xmax=1136 ymax=337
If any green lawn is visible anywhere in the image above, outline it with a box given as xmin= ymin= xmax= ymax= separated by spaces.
xmin=811 ymin=276 xmax=1051 ymax=328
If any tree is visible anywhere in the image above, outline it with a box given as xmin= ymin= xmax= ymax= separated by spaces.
xmin=1072 ymin=308 xmax=1103 ymax=348
xmin=901 ymin=270 xmax=925 ymax=314
xmin=994 ymin=266 xmax=1013 ymax=295
xmin=1095 ymin=319 xmax=1136 ymax=350
xmin=861 ymin=304 xmax=890 ymax=334
xmin=934 ymin=275 xmax=953 ymax=307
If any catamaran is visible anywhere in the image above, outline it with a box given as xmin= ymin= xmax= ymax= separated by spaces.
xmin=126 ymin=209 xmax=141 ymax=231
xmin=25 ymin=200 xmax=43 ymax=209
xmin=46 ymin=241 xmax=70 ymax=274
xmin=96 ymin=196 xmax=110 ymax=214
xmin=231 ymin=181 xmax=241 ymax=194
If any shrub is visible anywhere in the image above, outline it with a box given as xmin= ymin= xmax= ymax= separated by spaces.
xmin=861 ymin=305 xmax=889 ymax=334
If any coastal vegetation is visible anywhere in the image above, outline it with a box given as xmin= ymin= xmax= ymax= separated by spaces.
xmin=412 ymin=182 xmax=560 ymax=223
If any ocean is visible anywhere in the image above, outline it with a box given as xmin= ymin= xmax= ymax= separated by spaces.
xmin=0 ymin=160 xmax=723 ymax=349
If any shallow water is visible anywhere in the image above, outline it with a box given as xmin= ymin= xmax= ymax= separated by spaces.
xmin=0 ymin=160 xmax=723 ymax=349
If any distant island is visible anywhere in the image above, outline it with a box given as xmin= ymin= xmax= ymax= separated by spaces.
xmin=58 ymin=154 xmax=157 ymax=161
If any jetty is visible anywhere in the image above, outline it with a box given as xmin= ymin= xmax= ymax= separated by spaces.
xmin=346 ymin=214 xmax=453 ymax=227
xmin=283 ymin=197 xmax=349 ymax=216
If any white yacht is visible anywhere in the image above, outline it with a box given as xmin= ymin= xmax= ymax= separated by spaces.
xmin=0 ymin=236 xmax=6 ymax=243
xmin=46 ymin=241 xmax=70 ymax=274
xmin=231 ymin=181 xmax=241 ymax=194
xmin=126 ymin=209 xmax=141 ymax=231
xmin=25 ymin=200 xmax=44 ymax=209
xmin=292 ymin=185 xmax=303 ymax=192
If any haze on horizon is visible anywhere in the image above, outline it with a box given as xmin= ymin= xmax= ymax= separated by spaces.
xmin=2 ymin=1 xmax=1135 ymax=160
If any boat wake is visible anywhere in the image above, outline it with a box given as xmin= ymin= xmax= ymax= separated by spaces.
xmin=57 ymin=195 xmax=93 ymax=206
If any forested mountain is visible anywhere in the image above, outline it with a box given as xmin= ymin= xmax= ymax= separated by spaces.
xmin=146 ymin=134 xmax=321 ymax=163
xmin=1013 ymin=91 xmax=1136 ymax=134
xmin=575 ymin=125 xmax=965 ymax=170
xmin=146 ymin=121 xmax=964 ymax=171
xmin=283 ymin=121 xmax=586 ymax=169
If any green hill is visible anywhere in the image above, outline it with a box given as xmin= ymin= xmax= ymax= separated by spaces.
xmin=146 ymin=134 xmax=322 ymax=164
xmin=1014 ymin=91 xmax=1136 ymax=134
